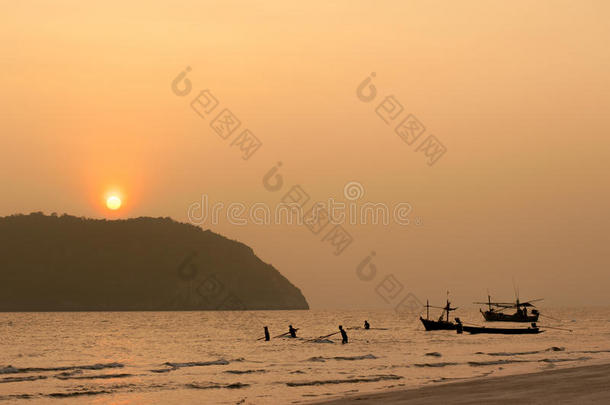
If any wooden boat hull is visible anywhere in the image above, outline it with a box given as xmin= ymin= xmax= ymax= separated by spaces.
xmin=420 ymin=317 xmax=457 ymax=331
xmin=461 ymin=325 xmax=542 ymax=335
xmin=481 ymin=309 xmax=539 ymax=323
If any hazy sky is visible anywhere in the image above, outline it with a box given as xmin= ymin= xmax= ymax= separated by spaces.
xmin=1 ymin=1 xmax=609 ymax=308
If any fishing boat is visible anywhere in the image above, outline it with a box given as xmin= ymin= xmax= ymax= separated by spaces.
xmin=474 ymin=294 xmax=541 ymax=323
xmin=455 ymin=318 xmax=542 ymax=334
xmin=419 ymin=294 xmax=458 ymax=331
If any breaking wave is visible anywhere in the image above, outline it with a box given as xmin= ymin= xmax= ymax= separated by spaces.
xmin=0 ymin=394 xmax=33 ymax=401
xmin=55 ymin=373 xmax=133 ymax=380
xmin=150 ymin=368 xmax=174 ymax=373
xmin=224 ymin=369 xmax=267 ymax=375
xmin=414 ymin=362 xmax=460 ymax=368
xmin=468 ymin=357 xmax=588 ymax=367
xmin=163 ymin=359 xmax=230 ymax=369
xmin=48 ymin=390 xmax=112 ymax=398
xmin=151 ymin=359 xmax=231 ymax=373
xmin=539 ymin=356 xmax=591 ymax=363
xmin=334 ymin=354 xmax=377 ymax=361
xmin=186 ymin=382 xmax=250 ymax=390
xmin=468 ymin=359 xmax=531 ymax=366
xmin=287 ymin=374 xmax=402 ymax=387
xmin=0 ymin=362 xmax=124 ymax=375
xmin=305 ymin=354 xmax=377 ymax=362
xmin=0 ymin=375 xmax=47 ymax=384
xmin=479 ymin=347 xmax=565 ymax=357
xmin=55 ymin=370 xmax=82 ymax=378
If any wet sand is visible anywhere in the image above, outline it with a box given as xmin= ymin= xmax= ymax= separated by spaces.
xmin=314 ymin=363 xmax=610 ymax=404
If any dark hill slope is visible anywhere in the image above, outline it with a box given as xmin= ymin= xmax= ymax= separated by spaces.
xmin=0 ymin=213 xmax=309 ymax=311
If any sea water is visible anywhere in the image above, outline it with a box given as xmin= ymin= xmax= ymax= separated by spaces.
xmin=1 ymin=308 xmax=609 ymax=404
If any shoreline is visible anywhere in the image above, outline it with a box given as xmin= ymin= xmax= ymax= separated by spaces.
xmin=312 ymin=362 xmax=610 ymax=404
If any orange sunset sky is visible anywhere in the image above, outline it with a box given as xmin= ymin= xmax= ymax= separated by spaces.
xmin=1 ymin=1 xmax=609 ymax=308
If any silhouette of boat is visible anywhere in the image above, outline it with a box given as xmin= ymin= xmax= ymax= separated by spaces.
xmin=474 ymin=294 xmax=541 ymax=323
xmin=420 ymin=294 xmax=458 ymax=331
xmin=456 ymin=319 xmax=542 ymax=335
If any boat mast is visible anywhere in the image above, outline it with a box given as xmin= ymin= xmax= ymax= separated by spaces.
xmin=445 ymin=291 xmax=450 ymax=322
xmin=426 ymin=299 xmax=430 ymax=320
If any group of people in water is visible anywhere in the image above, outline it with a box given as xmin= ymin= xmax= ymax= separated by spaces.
xmin=262 ymin=320 xmax=371 ymax=344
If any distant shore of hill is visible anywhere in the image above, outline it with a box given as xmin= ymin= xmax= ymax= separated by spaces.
xmin=0 ymin=213 xmax=309 ymax=311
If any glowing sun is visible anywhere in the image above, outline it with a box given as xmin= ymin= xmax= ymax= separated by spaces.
xmin=106 ymin=195 xmax=122 ymax=210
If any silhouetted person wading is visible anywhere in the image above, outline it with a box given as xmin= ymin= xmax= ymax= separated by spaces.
xmin=289 ymin=325 xmax=297 ymax=338
xmin=264 ymin=326 xmax=270 ymax=341
xmin=339 ymin=325 xmax=348 ymax=344
xmin=364 ymin=320 xmax=370 ymax=330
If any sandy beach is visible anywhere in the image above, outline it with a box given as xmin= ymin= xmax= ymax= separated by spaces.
xmin=315 ymin=363 xmax=610 ymax=404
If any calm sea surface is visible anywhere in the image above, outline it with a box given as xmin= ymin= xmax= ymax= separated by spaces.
xmin=1 ymin=308 xmax=610 ymax=404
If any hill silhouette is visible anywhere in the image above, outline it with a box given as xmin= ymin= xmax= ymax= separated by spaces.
xmin=0 ymin=213 xmax=309 ymax=311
